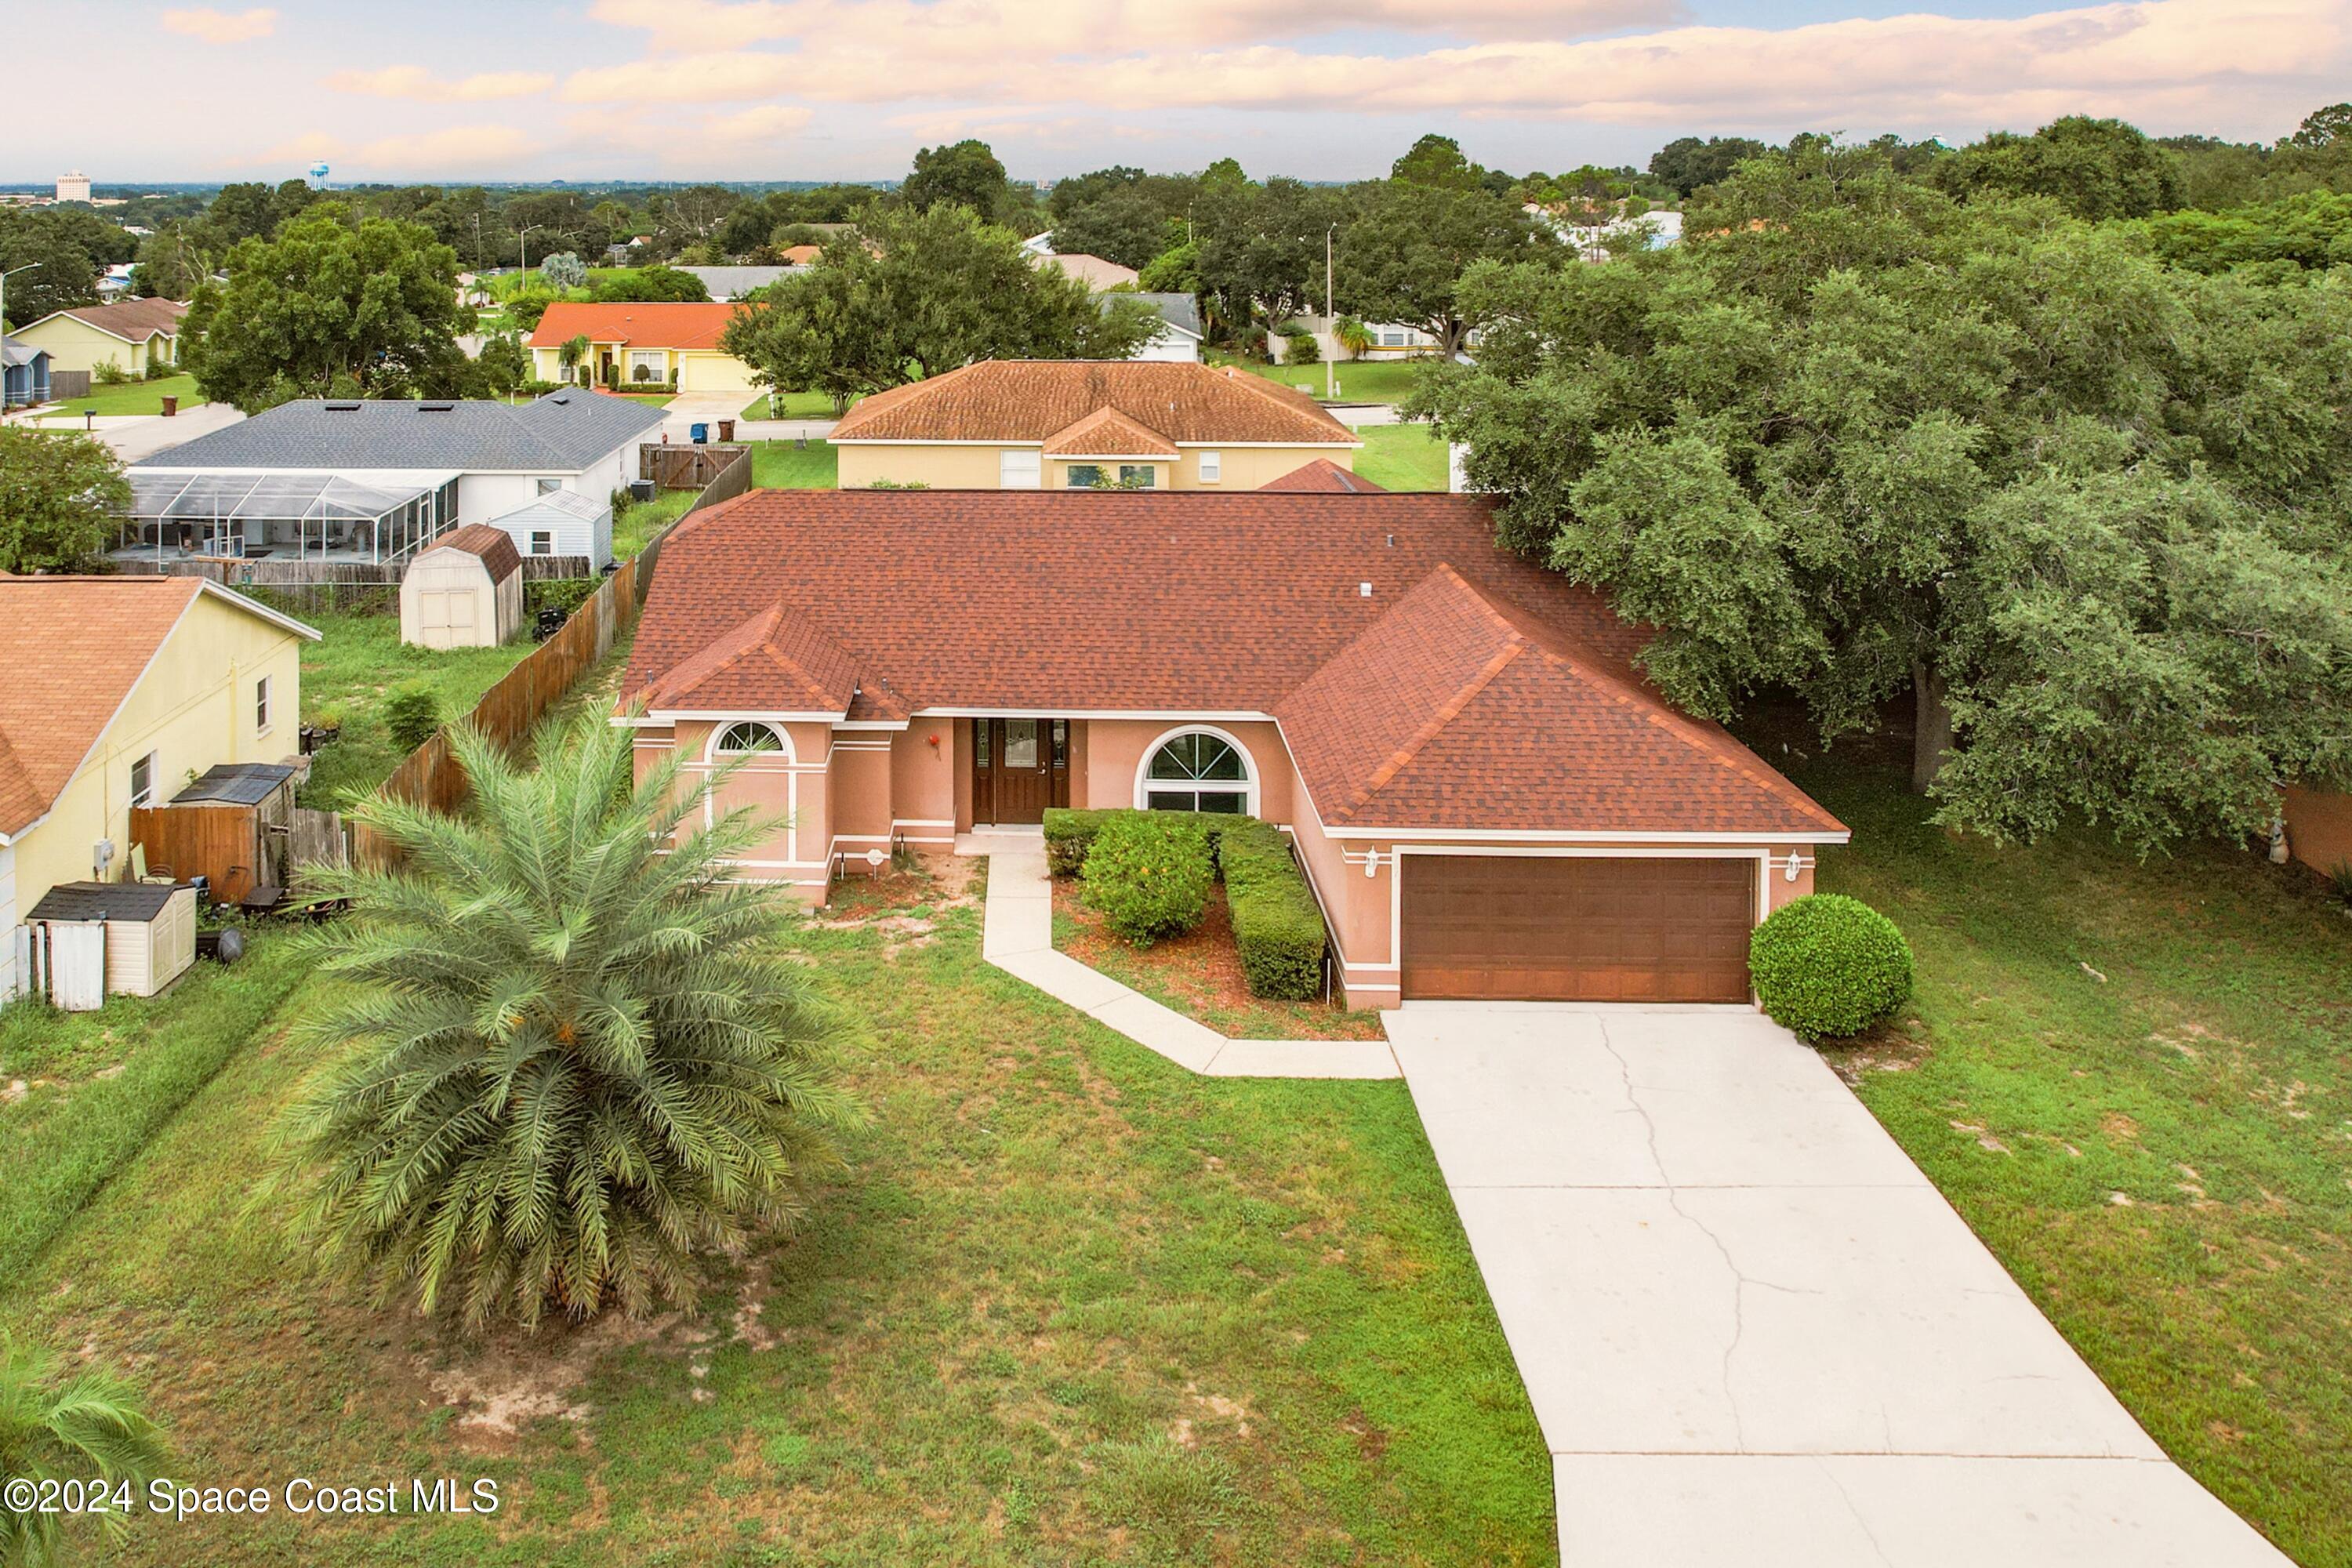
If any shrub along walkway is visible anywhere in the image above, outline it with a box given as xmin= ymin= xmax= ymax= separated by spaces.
xmin=965 ymin=833 xmax=1399 ymax=1080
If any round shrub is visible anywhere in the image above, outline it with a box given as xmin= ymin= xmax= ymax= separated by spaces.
xmin=1748 ymin=894 xmax=1914 ymax=1041
xmin=1082 ymin=813 xmax=1213 ymax=946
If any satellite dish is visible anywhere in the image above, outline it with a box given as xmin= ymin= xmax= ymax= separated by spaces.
xmin=309 ymin=161 xmax=330 ymax=184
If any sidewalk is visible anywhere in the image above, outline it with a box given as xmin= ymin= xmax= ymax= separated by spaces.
xmin=963 ymin=831 xmax=1397 ymax=1080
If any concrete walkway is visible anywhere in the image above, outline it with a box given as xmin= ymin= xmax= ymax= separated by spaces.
xmin=1385 ymin=1003 xmax=2293 ymax=1566
xmin=9 ymin=401 xmax=243 ymax=460
xmin=963 ymin=831 xmax=1397 ymax=1080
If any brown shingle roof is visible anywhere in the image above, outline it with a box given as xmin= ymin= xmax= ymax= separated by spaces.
xmin=1040 ymin=406 xmax=1180 ymax=459
xmin=620 ymin=491 xmax=1843 ymax=837
xmin=0 ymin=577 xmax=204 ymax=839
xmin=1261 ymin=458 xmax=1386 ymax=493
xmin=426 ymin=523 xmax=521 ymax=582
xmin=829 ymin=361 xmax=1357 ymax=448
xmin=39 ymin=297 xmax=188 ymax=343
xmin=528 ymin=301 xmax=743 ymax=350
xmin=1274 ymin=565 xmax=1841 ymax=835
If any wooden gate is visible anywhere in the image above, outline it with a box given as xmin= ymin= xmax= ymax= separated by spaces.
xmin=129 ymin=804 xmax=267 ymax=903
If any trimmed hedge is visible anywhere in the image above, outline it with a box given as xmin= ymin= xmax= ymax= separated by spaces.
xmin=1749 ymin=894 xmax=1915 ymax=1041
xmin=1042 ymin=808 xmax=1129 ymax=877
xmin=1217 ymin=818 xmax=1328 ymax=1000
xmin=1081 ymin=813 xmax=1214 ymax=944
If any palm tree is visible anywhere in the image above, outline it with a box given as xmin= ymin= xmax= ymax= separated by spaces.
xmin=1332 ymin=316 xmax=1374 ymax=362
xmin=557 ymin=332 xmax=590 ymax=385
xmin=274 ymin=709 xmax=860 ymax=1330
xmin=0 ymin=1336 xmax=169 ymax=1568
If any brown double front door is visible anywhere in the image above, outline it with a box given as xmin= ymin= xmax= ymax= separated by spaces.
xmin=972 ymin=718 xmax=1070 ymax=825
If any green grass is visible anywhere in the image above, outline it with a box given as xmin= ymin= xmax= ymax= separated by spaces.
xmin=742 ymin=389 xmax=839 ymax=419
xmin=0 ymin=864 xmax=1553 ymax=1566
xmin=292 ymin=608 xmax=539 ymax=810
xmin=603 ymin=390 xmax=674 ymax=406
xmin=1806 ymin=765 xmax=2352 ymax=1566
xmin=1207 ymin=353 xmax=1434 ymax=406
xmin=751 ymin=437 xmax=838 ymax=488
xmin=1353 ymin=424 xmax=1448 ymax=492
xmin=34 ymin=372 xmax=205 ymax=418
xmin=613 ymin=487 xmax=699 ymax=560
xmin=0 ymin=933 xmax=307 ymax=1284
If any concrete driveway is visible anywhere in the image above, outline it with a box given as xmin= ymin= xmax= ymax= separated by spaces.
xmin=1385 ymin=1002 xmax=2292 ymax=1566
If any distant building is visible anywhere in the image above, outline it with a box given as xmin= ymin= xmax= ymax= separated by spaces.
xmin=55 ymin=170 xmax=91 ymax=204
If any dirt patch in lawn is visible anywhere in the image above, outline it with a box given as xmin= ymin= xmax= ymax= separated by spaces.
xmin=1052 ymin=877 xmax=1385 ymax=1041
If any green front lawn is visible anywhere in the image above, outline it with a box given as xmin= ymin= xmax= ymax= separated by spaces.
xmin=0 ymin=861 xmax=1552 ymax=1566
xmin=752 ymin=437 xmax=838 ymax=488
xmin=292 ymin=608 xmax=542 ymax=809
xmin=1809 ymin=767 xmax=2352 ymax=1566
xmin=34 ymin=372 xmax=205 ymax=418
xmin=1354 ymin=423 xmax=1448 ymax=492
xmin=1208 ymin=353 xmax=1435 ymax=406
xmin=742 ymin=389 xmax=840 ymax=419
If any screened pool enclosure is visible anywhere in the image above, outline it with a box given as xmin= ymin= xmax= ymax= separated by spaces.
xmin=118 ymin=471 xmax=460 ymax=565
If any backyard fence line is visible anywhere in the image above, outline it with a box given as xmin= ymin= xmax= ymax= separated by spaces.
xmin=350 ymin=449 xmax=742 ymax=868
xmin=640 ymin=441 xmax=750 ymax=492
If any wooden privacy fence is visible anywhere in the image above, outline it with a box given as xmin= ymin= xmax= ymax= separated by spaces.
xmin=641 ymin=442 xmax=750 ymax=492
xmin=353 ymin=554 xmax=641 ymax=869
xmin=130 ymin=804 xmax=270 ymax=904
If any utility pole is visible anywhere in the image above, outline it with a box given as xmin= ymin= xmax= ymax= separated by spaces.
xmin=517 ymin=223 xmax=539 ymax=278
xmin=1324 ymin=224 xmax=1335 ymax=401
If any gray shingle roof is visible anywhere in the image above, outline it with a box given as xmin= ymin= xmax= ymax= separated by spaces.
xmin=1120 ymin=292 xmax=1202 ymax=339
xmin=130 ymin=392 xmax=665 ymax=474
xmin=679 ymin=265 xmax=793 ymax=299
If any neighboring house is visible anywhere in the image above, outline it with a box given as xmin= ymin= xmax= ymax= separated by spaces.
xmin=1276 ymin=314 xmax=1446 ymax=364
xmin=1120 ymin=292 xmax=1203 ymax=362
xmin=528 ymin=301 xmax=757 ymax=394
xmin=778 ymin=244 xmax=823 ymax=267
xmin=2 ymin=340 xmax=51 ymax=408
xmin=828 ymin=360 xmax=1360 ymax=490
xmin=1020 ymin=232 xmax=1054 ymax=256
xmin=486 ymin=487 xmax=612 ymax=566
xmin=1033 ymin=252 xmax=1138 ymax=291
xmin=122 ymin=390 xmax=662 ymax=571
xmin=14 ymin=297 xmax=188 ymax=379
xmin=680 ymin=265 xmax=793 ymax=301
xmin=0 ymin=576 xmax=318 ymax=1001
xmin=97 ymin=264 xmax=137 ymax=301
xmin=620 ymin=490 xmax=1846 ymax=1008
xmin=400 ymin=524 xmax=524 ymax=649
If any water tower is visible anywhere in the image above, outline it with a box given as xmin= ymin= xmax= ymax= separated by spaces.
xmin=308 ymin=161 xmax=331 ymax=189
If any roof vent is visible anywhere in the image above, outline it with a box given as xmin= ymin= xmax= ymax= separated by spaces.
xmin=548 ymin=394 xmax=571 ymax=405
xmin=1359 ymin=582 xmax=1374 ymax=597
xmin=418 ymin=401 xmax=456 ymax=412
xmin=324 ymin=401 xmax=361 ymax=412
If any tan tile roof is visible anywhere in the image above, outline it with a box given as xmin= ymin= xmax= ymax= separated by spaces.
xmin=1040 ymin=406 xmax=1179 ymax=459
xmin=620 ymin=491 xmax=1844 ymax=839
xmin=40 ymin=297 xmax=188 ymax=343
xmin=829 ymin=361 xmax=1358 ymax=448
xmin=1033 ymin=253 xmax=1138 ymax=289
xmin=1274 ymin=565 xmax=1842 ymax=836
xmin=0 ymin=576 xmax=205 ymax=838
xmin=528 ymin=301 xmax=744 ymax=351
xmin=426 ymin=523 xmax=521 ymax=582
xmin=1260 ymin=458 xmax=1386 ymax=493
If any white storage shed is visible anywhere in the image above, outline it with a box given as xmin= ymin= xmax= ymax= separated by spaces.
xmin=27 ymin=881 xmax=198 ymax=1009
xmin=400 ymin=524 xmax=524 ymax=649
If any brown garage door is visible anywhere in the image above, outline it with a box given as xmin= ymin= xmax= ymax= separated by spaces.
xmin=1401 ymin=855 xmax=1756 ymax=1003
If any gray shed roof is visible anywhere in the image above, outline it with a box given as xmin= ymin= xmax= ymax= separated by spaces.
xmin=2 ymin=340 xmax=48 ymax=368
xmin=29 ymin=881 xmax=185 ymax=922
xmin=171 ymin=762 xmax=297 ymax=807
xmin=1120 ymin=292 xmax=1202 ymax=339
xmin=130 ymin=392 xmax=664 ymax=475
xmin=490 ymin=488 xmax=608 ymax=527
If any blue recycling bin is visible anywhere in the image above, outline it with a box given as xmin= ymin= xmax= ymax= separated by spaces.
xmin=690 ymin=422 xmax=710 ymax=445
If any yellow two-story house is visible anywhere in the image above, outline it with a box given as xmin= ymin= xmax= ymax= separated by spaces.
xmin=0 ymin=576 xmax=317 ymax=1000
xmin=828 ymin=361 xmax=1363 ymax=490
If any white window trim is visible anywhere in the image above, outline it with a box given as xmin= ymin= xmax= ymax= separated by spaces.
xmin=129 ymin=750 xmax=157 ymax=810
xmin=1131 ymin=724 xmax=1259 ymax=816
xmin=253 ymin=676 xmax=272 ymax=738
xmin=999 ymin=448 xmax=1042 ymax=488
xmin=707 ymin=720 xmax=795 ymax=762
xmin=1198 ymin=450 xmax=1222 ymax=484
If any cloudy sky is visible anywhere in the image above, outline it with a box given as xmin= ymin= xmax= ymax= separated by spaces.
xmin=9 ymin=0 xmax=2342 ymax=184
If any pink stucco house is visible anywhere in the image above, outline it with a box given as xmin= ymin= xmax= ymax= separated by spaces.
xmin=619 ymin=489 xmax=1848 ymax=1009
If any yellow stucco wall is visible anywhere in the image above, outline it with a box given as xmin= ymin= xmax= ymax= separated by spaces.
xmin=12 ymin=590 xmax=306 ymax=919
xmin=15 ymin=316 xmax=175 ymax=379
xmin=834 ymin=442 xmax=1357 ymax=490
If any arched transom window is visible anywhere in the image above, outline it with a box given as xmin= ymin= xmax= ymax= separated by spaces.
xmin=1142 ymin=730 xmax=1251 ymax=815
xmin=714 ymin=720 xmax=786 ymax=756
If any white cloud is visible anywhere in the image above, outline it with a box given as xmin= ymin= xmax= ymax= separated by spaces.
xmin=701 ymin=104 xmax=816 ymax=142
xmin=161 ymin=6 xmax=278 ymax=44
xmin=325 ymin=66 xmax=555 ymax=102
xmin=557 ymin=0 xmax=2347 ymax=140
xmin=263 ymin=125 xmax=543 ymax=175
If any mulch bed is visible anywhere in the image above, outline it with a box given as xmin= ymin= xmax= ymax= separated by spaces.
xmin=1052 ymin=877 xmax=1386 ymax=1041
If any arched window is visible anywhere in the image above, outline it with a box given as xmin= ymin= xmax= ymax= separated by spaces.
xmin=713 ymin=720 xmax=786 ymax=756
xmin=1140 ymin=729 xmax=1252 ymax=815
